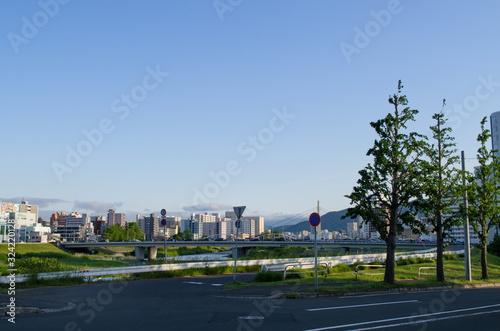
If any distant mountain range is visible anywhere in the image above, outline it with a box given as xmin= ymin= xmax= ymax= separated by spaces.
xmin=271 ymin=208 xmax=359 ymax=233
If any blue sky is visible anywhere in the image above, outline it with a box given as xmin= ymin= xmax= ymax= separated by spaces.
xmin=1 ymin=0 xmax=500 ymax=223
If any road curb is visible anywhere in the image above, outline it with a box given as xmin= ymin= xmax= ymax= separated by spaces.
xmin=210 ymin=292 xmax=286 ymax=301
xmin=286 ymin=282 xmax=500 ymax=298
xmin=0 ymin=301 xmax=76 ymax=316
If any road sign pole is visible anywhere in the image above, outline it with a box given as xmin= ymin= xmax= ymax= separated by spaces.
xmin=233 ymin=223 xmax=239 ymax=282
xmin=232 ymin=206 xmax=246 ymax=283
xmin=314 ymin=225 xmax=318 ymax=291
xmin=161 ymin=209 xmax=167 ymax=265
xmin=309 ymin=212 xmax=321 ymax=291
xmin=164 ymin=225 xmax=167 ymax=264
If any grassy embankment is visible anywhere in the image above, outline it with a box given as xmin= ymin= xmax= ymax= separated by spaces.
xmin=0 ymin=243 xmax=237 ymax=291
xmin=2 ymin=244 xmax=498 ymax=293
xmin=227 ymin=249 xmax=500 ymax=291
xmin=240 ymin=246 xmax=389 ymax=260
xmin=0 ymin=243 xmax=231 ymax=276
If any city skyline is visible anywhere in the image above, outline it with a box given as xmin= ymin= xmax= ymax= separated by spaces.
xmin=2 ymin=1 xmax=500 ymax=222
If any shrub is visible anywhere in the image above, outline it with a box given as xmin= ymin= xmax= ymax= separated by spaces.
xmin=330 ymin=263 xmax=351 ymax=273
xmin=396 ymin=259 xmax=409 ymax=266
xmin=17 ymin=257 xmax=66 ymax=274
xmin=24 ymin=274 xmax=85 ymax=288
xmin=253 ymin=271 xmax=283 ymax=282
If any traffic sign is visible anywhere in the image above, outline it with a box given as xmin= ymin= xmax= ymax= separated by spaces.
xmin=309 ymin=212 xmax=320 ymax=227
xmin=161 ymin=219 xmax=167 ymax=226
xmin=233 ymin=206 xmax=246 ymax=219
xmin=161 ymin=209 xmax=167 ymax=216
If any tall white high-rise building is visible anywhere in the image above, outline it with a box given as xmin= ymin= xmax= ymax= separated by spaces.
xmin=107 ymin=209 xmax=126 ymax=227
xmin=224 ymin=211 xmax=264 ymax=238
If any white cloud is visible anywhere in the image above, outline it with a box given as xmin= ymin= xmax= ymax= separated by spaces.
xmin=73 ymin=201 xmax=123 ymax=214
xmin=182 ymin=203 xmax=232 ymax=212
xmin=0 ymin=197 xmax=67 ymax=209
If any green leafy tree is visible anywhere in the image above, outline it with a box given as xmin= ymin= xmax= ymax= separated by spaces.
xmin=463 ymin=117 xmax=500 ymax=279
xmin=125 ymin=222 xmax=144 ymax=240
xmin=184 ymin=228 xmax=193 ymax=240
xmin=101 ymin=223 xmax=144 ymax=241
xmin=173 ymin=231 xmax=184 ymax=241
xmin=418 ymin=105 xmax=462 ymax=281
xmin=344 ymin=81 xmax=427 ymax=284
xmin=173 ymin=228 xmax=193 ymax=240
xmin=102 ymin=224 xmax=122 ymax=241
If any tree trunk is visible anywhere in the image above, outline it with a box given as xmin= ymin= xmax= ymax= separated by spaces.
xmin=481 ymin=244 xmax=489 ymax=280
xmin=384 ymin=222 xmax=397 ymax=284
xmin=436 ymin=212 xmax=445 ymax=281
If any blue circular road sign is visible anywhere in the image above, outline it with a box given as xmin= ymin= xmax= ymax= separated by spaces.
xmin=161 ymin=218 xmax=167 ymax=226
xmin=309 ymin=213 xmax=320 ymax=227
xmin=161 ymin=209 xmax=167 ymax=216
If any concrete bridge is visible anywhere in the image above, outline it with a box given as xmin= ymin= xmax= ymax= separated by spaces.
xmin=62 ymin=240 xmax=434 ymax=260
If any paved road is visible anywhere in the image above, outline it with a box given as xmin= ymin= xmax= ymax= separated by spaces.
xmin=1 ymin=273 xmax=500 ymax=330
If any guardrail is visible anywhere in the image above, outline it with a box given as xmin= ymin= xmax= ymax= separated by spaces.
xmin=283 ymin=262 xmax=330 ymax=281
xmin=355 ymin=264 xmax=385 ymax=280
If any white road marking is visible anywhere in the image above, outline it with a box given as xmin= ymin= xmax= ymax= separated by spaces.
xmin=183 ymin=281 xmax=204 ymax=285
xmin=338 ymin=292 xmax=401 ymax=299
xmin=239 ymin=315 xmax=265 ymax=320
xmin=306 ymin=300 xmax=419 ymax=312
xmin=350 ymin=309 xmax=500 ymax=330
xmin=303 ymin=303 xmax=500 ymax=331
xmin=211 ymin=283 xmax=224 ymax=286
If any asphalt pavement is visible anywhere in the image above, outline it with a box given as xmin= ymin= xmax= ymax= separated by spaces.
xmin=1 ymin=273 xmax=500 ymax=330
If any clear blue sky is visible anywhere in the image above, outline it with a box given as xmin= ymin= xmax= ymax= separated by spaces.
xmin=1 ymin=0 xmax=500 ymax=223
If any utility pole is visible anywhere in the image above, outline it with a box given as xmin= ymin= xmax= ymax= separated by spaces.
xmin=462 ymin=151 xmax=472 ymax=282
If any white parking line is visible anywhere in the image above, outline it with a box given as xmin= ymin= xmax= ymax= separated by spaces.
xmin=303 ymin=303 xmax=500 ymax=331
xmin=211 ymin=283 xmax=224 ymax=287
xmin=306 ymin=300 xmax=419 ymax=312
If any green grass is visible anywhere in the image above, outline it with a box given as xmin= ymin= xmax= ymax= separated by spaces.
xmin=239 ymin=246 xmax=404 ymax=260
xmin=125 ymin=265 xmax=260 ymax=281
xmin=0 ymin=243 xmax=135 ymax=276
xmin=226 ymin=251 xmax=500 ymax=290
xmin=308 ymin=279 xmax=452 ymax=293
xmin=155 ymin=246 xmax=231 ymax=257
xmin=0 ymin=243 xmax=68 ymax=255
xmin=0 ymin=274 xmax=87 ymax=293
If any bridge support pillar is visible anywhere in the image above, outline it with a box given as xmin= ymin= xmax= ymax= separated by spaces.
xmin=341 ymin=247 xmax=350 ymax=255
xmin=135 ymin=246 xmax=145 ymax=260
xmin=232 ymin=246 xmax=250 ymax=259
xmin=148 ymin=247 xmax=158 ymax=260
